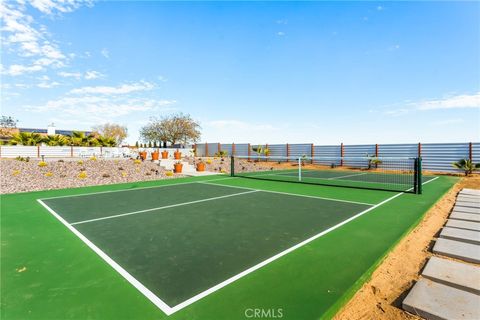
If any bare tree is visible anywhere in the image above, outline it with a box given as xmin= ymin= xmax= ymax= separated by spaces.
xmin=140 ymin=113 xmax=201 ymax=147
xmin=92 ymin=123 xmax=128 ymax=146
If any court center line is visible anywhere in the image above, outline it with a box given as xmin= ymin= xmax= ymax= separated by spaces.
xmin=70 ymin=190 xmax=259 ymax=226
xmin=197 ymin=181 xmax=375 ymax=206
xmin=167 ymin=187 xmax=407 ymax=314
xmin=37 ymin=175 xmax=440 ymax=316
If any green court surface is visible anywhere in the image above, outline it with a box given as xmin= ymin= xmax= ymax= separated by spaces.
xmin=1 ymin=174 xmax=457 ymax=319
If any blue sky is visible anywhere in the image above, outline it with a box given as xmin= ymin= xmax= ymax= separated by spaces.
xmin=1 ymin=1 xmax=479 ymax=145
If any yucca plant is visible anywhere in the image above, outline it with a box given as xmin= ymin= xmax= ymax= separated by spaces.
xmin=9 ymin=132 xmax=45 ymax=146
xmin=452 ymin=159 xmax=480 ymax=176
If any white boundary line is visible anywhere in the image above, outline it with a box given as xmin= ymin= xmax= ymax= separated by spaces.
xmin=37 ymin=176 xmax=440 ymax=316
xmin=70 ymin=190 xmax=258 ymax=225
xmin=37 ymin=199 xmax=176 ymax=315
xmin=39 ymin=176 xmax=232 ymax=201
xmin=198 ymin=181 xmax=375 ymax=206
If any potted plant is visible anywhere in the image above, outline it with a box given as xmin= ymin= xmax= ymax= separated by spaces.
xmin=161 ymin=150 xmax=169 ymax=159
xmin=174 ymin=161 xmax=183 ymax=173
xmin=139 ymin=150 xmax=147 ymax=160
xmin=151 ymin=150 xmax=160 ymax=161
xmin=196 ymin=160 xmax=206 ymax=172
xmin=174 ymin=149 xmax=182 ymax=160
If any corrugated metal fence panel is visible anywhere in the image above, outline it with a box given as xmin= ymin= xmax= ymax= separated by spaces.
xmin=378 ymin=144 xmax=418 ymax=158
xmin=220 ymin=144 xmax=233 ymax=156
xmin=289 ymin=144 xmax=312 ymax=158
xmin=196 ymin=144 xmax=206 ymax=157
xmin=268 ymin=144 xmax=287 ymax=158
xmin=234 ymin=144 xmax=250 ymax=157
xmin=422 ymin=143 xmax=470 ymax=173
xmin=0 ymin=146 xmax=38 ymax=158
xmin=206 ymin=143 xmax=220 ymax=156
xmin=473 ymin=143 xmax=480 ymax=164
xmin=343 ymin=144 xmax=376 ymax=167
xmin=313 ymin=145 xmax=341 ymax=165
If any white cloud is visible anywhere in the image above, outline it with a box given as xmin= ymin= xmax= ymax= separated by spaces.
xmin=2 ymin=64 xmax=43 ymax=76
xmin=415 ymin=92 xmax=480 ymax=110
xmin=377 ymin=6 xmax=383 ymax=11
xmin=277 ymin=31 xmax=285 ymax=36
xmin=27 ymin=96 xmax=176 ymax=121
xmin=29 ymin=0 xmax=92 ymax=15
xmin=158 ymin=75 xmax=168 ymax=82
xmin=84 ymin=70 xmax=104 ymax=80
xmin=0 ymin=0 xmax=91 ymax=76
xmin=69 ymin=81 xmax=155 ymax=95
xmin=100 ymin=48 xmax=109 ymax=58
xmin=58 ymin=71 xmax=82 ymax=79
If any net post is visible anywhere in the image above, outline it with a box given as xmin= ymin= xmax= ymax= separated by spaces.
xmin=248 ymin=143 xmax=251 ymax=161
xmin=286 ymin=143 xmax=290 ymax=162
xmin=469 ymin=142 xmax=473 ymax=161
xmin=414 ymin=157 xmax=422 ymax=194
xmin=205 ymin=142 xmax=209 ymax=157
xmin=340 ymin=143 xmax=344 ymax=166
xmin=230 ymin=156 xmax=235 ymax=177
xmin=298 ymin=157 xmax=302 ymax=182
xmin=232 ymin=142 xmax=236 ymax=156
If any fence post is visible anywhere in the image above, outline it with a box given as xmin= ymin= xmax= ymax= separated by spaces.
xmin=71 ymin=146 xmax=73 ymax=157
xmin=340 ymin=143 xmax=344 ymax=166
xmin=205 ymin=142 xmax=209 ymax=157
xmin=311 ymin=143 xmax=314 ymax=164
xmin=218 ymin=143 xmax=221 ymax=155
xmin=100 ymin=146 xmax=103 ymax=156
xmin=286 ymin=143 xmax=290 ymax=162
xmin=418 ymin=142 xmax=422 ymax=158
xmin=37 ymin=145 xmax=40 ymax=158
xmin=375 ymin=144 xmax=379 ymax=157
xmin=469 ymin=142 xmax=473 ymax=161
xmin=232 ymin=143 xmax=236 ymax=156
xmin=248 ymin=143 xmax=251 ymax=160
xmin=265 ymin=143 xmax=269 ymax=161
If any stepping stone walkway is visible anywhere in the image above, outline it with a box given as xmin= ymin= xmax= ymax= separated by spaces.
xmin=403 ymin=188 xmax=480 ymax=319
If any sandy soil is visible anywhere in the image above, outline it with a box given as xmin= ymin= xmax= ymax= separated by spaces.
xmin=333 ymin=174 xmax=480 ymax=320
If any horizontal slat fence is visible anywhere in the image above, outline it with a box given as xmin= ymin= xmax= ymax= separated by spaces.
xmin=194 ymin=142 xmax=479 ymax=173
xmin=0 ymin=146 xmax=192 ymax=159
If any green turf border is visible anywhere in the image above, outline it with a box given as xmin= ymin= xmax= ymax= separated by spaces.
xmin=321 ymin=180 xmax=457 ymax=319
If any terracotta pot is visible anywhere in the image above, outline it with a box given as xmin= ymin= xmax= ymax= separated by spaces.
xmin=139 ymin=151 xmax=147 ymax=160
xmin=174 ymin=151 xmax=181 ymax=160
xmin=196 ymin=162 xmax=206 ymax=172
xmin=151 ymin=151 xmax=159 ymax=161
xmin=161 ymin=151 xmax=169 ymax=159
xmin=174 ymin=163 xmax=183 ymax=173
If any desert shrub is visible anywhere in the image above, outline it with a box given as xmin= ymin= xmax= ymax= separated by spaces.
xmin=44 ymin=172 xmax=53 ymax=177
xmin=165 ymin=171 xmax=173 ymax=177
xmin=78 ymin=171 xmax=87 ymax=179
xmin=12 ymin=170 xmax=20 ymax=176
xmin=77 ymin=160 xmax=84 ymax=165
xmin=58 ymin=159 xmax=64 ymax=163
xmin=118 ymin=167 xmax=124 ymax=171
xmin=134 ymin=159 xmax=142 ymax=165
xmin=38 ymin=161 xmax=47 ymax=167
xmin=90 ymin=156 xmax=97 ymax=161
xmin=102 ymin=173 xmax=110 ymax=178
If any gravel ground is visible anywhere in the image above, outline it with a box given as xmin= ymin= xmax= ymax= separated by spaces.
xmin=1 ymin=158 xmax=181 ymax=194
